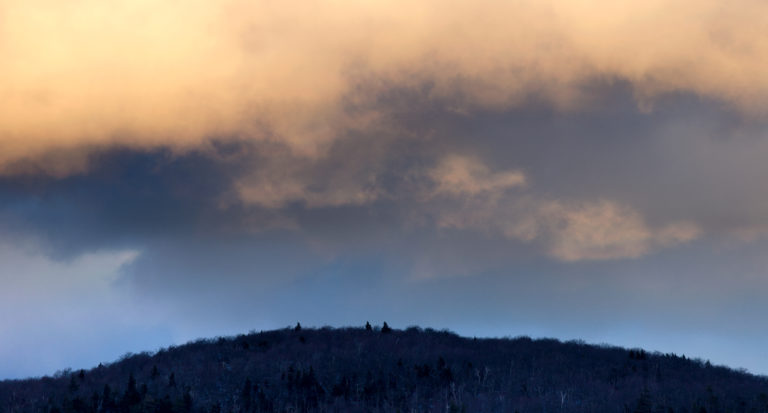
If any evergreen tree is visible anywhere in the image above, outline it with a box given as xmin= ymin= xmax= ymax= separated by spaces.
xmin=634 ymin=388 xmax=653 ymax=413
xmin=68 ymin=375 xmax=79 ymax=393
xmin=102 ymin=384 xmax=116 ymax=412
xmin=241 ymin=378 xmax=253 ymax=412
xmin=156 ymin=395 xmax=173 ymax=413
xmin=90 ymin=391 xmax=100 ymax=412
xmin=122 ymin=373 xmax=141 ymax=407
xmin=181 ymin=388 xmax=193 ymax=413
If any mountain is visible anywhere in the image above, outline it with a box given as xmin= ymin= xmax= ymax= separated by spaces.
xmin=1 ymin=324 xmax=766 ymax=412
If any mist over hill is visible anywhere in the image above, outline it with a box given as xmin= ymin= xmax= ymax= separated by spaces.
xmin=1 ymin=324 xmax=766 ymax=413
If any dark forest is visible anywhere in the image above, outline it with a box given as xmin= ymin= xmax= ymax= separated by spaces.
xmin=2 ymin=325 xmax=766 ymax=413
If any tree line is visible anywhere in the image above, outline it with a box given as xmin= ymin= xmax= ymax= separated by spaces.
xmin=1 ymin=323 xmax=767 ymax=412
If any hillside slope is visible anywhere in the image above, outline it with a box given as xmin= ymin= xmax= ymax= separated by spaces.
xmin=1 ymin=325 xmax=766 ymax=412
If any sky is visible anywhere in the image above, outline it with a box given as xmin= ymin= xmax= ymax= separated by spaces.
xmin=2 ymin=0 xmax=768 ymax=379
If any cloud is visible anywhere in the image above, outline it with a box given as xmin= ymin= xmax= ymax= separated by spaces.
xmin=427 ymin=155 xmax=700 ymax=261
xmin=235 ymin=148 xmax=528 ymax=209
xmin=1 ymin=0 xmax=768 ymax=175
xmin=429 ymin=155 xmax=526 ymax=197
xmin=435 ymin=195 xmax=701 ymax=262
xmin=0 ymin=143 xmax=703 ymax=262
xmin=233 ymin=151 xmax=381 ymax=209
xmin=541 ymin=200 xmax=701 ymax=261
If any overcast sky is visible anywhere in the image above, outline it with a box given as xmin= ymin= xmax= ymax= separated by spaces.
xmin=2 ymin=0 xmax=768 ymax=379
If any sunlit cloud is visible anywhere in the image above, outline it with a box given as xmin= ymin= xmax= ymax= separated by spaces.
xmin=426 ymin=155 xmax=701 ymax=261
xmin=2 ymin=0 xmax=767 ymax=175
xmin=429 ymin=155 xmax=526 ymax=197
xmin=541 ymin=201 xmax=701 ymax=261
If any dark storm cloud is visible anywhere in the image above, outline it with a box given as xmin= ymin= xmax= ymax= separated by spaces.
xmin=1 ymin=83 xmax=765 ymax=261
xmin=1 ymin=147 xmax=234 ymax=256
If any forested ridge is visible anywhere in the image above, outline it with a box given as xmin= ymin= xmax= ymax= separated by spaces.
xmin=1 ymin=324 xmax=766 ymax=413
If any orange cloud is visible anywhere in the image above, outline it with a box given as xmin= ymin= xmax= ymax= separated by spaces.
xmin=427 ymin=155 xmax=701 ymax=261
xmin=430 ymin=155 xmax=526 ymax=197
xmin=1 ymin=0 xmax=767 ymax=175
xmin=541 ymin=201 xmax=701 ymax=261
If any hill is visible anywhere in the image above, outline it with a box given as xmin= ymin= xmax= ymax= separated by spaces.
xmin=1 ymin=324 xmax=766 ymax=412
